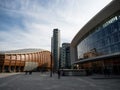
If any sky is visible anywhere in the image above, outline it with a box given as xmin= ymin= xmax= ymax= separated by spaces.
xmin=0 ymin=0 xmax=112 ymax=51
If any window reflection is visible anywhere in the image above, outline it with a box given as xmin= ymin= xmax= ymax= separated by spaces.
xmin=77 ymin=15 xmax=120 ymax=59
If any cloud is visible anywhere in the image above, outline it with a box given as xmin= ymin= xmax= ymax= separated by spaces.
xmin=0 ymin=0 xmax=112 ymax=51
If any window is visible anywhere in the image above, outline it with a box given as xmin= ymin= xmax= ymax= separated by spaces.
xmin=118 ymin=22 xmax=120 ymax=31
xmin=5 ymin=55 xmax=10 ymax=59
xmin=105 ymin=37 xmax=111 ymax=46
xmin=12 ymin=55 xmax=17 ymax=60
xmin=118 ymin=43 xmax=120 ymax=51
xmin=118 ymin=32 xmax=120 ymax=41
xmin=16 ymin=55 xmax=20 ymax=60
xmin=110 ymin=44 xmax=119 ymax=53
xmin=113 ymin=33 xmax=119 ymax=43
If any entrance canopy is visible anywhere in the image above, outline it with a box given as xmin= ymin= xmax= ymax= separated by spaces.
xmin=73 ymin=52 xmax=120 ymax=64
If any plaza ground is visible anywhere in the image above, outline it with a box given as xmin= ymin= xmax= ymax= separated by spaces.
xmin=0 ymin=72 xmax=120 ymax=90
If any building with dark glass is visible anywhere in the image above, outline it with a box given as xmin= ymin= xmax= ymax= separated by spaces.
xmin=61 ymin=43 xmax=71 ymax=69
xmin=52 ymin=29 xmax=60 ymax=71
xmin=0 ymin=49 xmax=51 ymax=72
xmin=71 ymin=0 xmax=120 ymax=74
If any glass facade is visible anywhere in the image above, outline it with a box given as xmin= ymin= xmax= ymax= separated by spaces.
xmin=53 ymin=29 xmax=60 ymax=70
xmin=77 ymin=15 xmax=120 ymax=59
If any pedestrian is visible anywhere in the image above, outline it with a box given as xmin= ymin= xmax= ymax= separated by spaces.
xmin=25 ymin=71 xmax=28 ymax=75
xmin=29 ymin=71 xmax=32 ymax=75
xmin=104 ymin=66 xmax=110 ymax=77
xmin=58 ymin=70 xmax=60 ymax=79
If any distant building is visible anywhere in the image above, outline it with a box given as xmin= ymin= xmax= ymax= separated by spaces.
xmin=52 ymin=28 xmax=60 ymax=71
xmin=61 ymin=43 xmax=71 ymax=69
xmin=0 ymin=49 xmax=51 ymax=72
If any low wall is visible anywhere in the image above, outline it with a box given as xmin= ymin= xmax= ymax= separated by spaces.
xmin=60 ymin=69 xmax=86 ymax=76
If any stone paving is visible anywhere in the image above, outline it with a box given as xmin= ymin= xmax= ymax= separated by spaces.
xmin=0 ymin=73 xmax=20 ymax=78
xmin=0 ymin=72 xmax=120 ymax=90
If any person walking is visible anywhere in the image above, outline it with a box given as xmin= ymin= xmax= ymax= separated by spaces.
xmin=25 ymin=71 xmax=28 ymax=75
xmin=29 ymin=71 xmax=32 ymax=75
xmin=58 ymin=70 xmax=60 ymax=79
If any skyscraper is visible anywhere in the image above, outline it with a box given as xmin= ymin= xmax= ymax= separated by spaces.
xmin=52 ymin=28 xmax=60 ymax=71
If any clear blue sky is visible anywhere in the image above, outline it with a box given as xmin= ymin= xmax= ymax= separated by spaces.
xmin=0 ymin=0 xmax=112 ymax=51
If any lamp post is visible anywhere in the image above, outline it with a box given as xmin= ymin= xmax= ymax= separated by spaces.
xmin=50 ymin=37 xmax=53 ymax=77
xmin=50 ymin=53 xmax=52 ymax=77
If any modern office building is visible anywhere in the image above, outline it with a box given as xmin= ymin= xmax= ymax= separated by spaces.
xmin=52 ymin=29 xmax=60 ymax=71
xmin=0 ymin=49 xmax=51 ymax=72
xmin=61 ymin=43 xmax=71 ymax=69
xmin=71 ymin=0 xmax=120 ymax=74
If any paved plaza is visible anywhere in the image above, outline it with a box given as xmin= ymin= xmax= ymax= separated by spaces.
xmin=0 ymin=72 xmax=120 ymax=90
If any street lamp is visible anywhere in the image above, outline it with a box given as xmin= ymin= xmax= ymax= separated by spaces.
xmin=50 ymin=53 xmax=52 ymax=77
xmin=50 ymin=37 xmax=53 ymax=77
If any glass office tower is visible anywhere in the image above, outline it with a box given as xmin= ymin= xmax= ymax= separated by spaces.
xmin=52 ymin=29 xmax=60 ymax=71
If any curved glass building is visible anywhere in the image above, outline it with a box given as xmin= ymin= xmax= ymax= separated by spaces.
xmin=77 ymin=15 xmax=120 ymax=59
xmin=71 ymin=0 xmax=120 ymax=74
